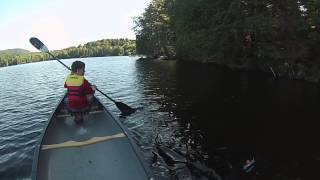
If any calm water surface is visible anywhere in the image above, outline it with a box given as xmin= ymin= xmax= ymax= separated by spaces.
xmin=0 ymin=56 xmax=319 ymax=180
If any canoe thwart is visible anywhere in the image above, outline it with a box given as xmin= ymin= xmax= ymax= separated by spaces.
xmin=41 ymin=133 xmax=126 ymax=150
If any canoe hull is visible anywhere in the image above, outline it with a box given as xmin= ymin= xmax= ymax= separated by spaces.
xmin=31 ymin=95 xmax=152 ymax=180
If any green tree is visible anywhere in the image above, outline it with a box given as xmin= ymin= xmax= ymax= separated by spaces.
xmin=135 ymin=0 xmax=320 ymax=80
xmin=134 ymin=0 xmax=175 ymax=58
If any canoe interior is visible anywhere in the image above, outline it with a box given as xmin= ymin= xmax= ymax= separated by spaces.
xmin=33 ymin=96 xmax=151 ymax=180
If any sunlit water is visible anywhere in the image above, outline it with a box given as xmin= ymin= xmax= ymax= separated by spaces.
xmin=1 ymin=57 xmax=320 ymax=180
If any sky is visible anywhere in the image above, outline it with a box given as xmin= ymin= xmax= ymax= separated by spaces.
xmin=0 ymin=0 xmax=150 ymax=51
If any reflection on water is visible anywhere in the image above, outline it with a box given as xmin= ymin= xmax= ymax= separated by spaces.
xmin=134 ymin=59 xmax=320 ymax=180
xmin=0 ymin=57 xmax=320 ymax=179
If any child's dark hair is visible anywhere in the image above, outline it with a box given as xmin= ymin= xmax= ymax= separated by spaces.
xmin=71 ymin=61 xmax=85 ymax=72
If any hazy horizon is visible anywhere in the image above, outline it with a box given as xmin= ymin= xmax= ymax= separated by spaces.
xmin=0 ymin=38 xmax=136 ymax=52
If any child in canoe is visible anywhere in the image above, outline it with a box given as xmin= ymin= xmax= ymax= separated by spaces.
xmin=64 ymin=61 xmax=96 ymax=124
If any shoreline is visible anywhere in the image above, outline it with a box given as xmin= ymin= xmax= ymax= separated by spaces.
xmin=139 ymin=56 xmax=320 ymax=84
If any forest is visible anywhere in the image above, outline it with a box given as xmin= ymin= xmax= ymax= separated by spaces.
xmin=0 ymin=39 xmax=135 ymax=67
xmin=134 ymin=0 xmax=320 ymax=81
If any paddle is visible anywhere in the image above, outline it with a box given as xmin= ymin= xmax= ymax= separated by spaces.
xmin=29 ymin=37 xmax=136 ymax=116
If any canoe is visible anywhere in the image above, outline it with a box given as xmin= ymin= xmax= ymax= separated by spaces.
xmin=31 ymin=94 xmax=153 ymax=180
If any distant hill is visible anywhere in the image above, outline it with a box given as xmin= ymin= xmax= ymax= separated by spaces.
xmin=0 ymin=48 xmax=30 ymax=55
xmin=0 ymin=39 xmax=136 ymax=67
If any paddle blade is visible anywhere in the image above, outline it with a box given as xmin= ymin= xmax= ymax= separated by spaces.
xmin=29 ymin=37 xmax=49 ymax=52
xmin=115 ymin=101 xmax=136 ymax=116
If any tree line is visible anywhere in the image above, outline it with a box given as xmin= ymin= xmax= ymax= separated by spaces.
xmin=0 ymin=39 xmax=136 ymax=67
xmin=134 ymin=0 xmax=320 ymax=81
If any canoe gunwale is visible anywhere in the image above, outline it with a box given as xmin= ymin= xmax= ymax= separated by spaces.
xmin=98 ymin=97 xmax=154 ymax=179
xmin=31 ymin=94 xmax=66 ymax=180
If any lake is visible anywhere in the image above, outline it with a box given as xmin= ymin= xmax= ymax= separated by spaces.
xmin=0 ymin=56 xmax=319 ymax=180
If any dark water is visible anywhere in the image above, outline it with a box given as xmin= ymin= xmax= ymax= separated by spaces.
xmin=0 ymin=57 xmax=320 ymax=180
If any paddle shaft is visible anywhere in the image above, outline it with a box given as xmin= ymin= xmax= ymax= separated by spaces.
xmin=48 ymin=52 xmax=71 ymax=71
xmin=96 ymin=88 xmax=116 ymax=103
xmin=47 ymin=52 xmax=117 ymax=103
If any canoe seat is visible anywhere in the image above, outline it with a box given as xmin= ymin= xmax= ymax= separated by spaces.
xmin=56 ymin=98 xmax=104 ymax=118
